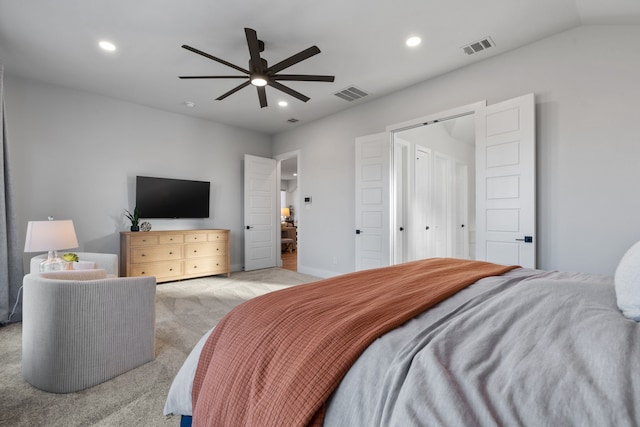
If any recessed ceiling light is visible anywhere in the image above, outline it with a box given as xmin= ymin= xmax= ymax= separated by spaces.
xmin=278 ymin=101 xmax=288 ymax=107
xmin=406 ymin=36 xmax=422 ymax=47
xmin=99 ymin=41 xmax=116 ymax=52
xmin=183 ymin=101 xmax=196 ymax=108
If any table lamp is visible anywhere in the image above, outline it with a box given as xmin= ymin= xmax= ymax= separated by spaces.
xmin=24 ymin=217 xmax=79 ymax=272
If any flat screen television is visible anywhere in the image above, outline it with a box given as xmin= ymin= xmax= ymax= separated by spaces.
xmin=135 ymin=176 xmax=210 ymax=219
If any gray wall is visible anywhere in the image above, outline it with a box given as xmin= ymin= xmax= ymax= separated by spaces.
xmin=273 ymin=25 xmax=640 ymax=276
xmin=7 ymin=24 xmax=640 ymax=278
xmin=6 ymin=76 xmax=271 ymax=272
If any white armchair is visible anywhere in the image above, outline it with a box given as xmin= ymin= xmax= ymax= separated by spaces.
xmin=22 ymin=269 xmax=156 ymax=393
xmin=30 ymin=252 xmax=119 ymax=276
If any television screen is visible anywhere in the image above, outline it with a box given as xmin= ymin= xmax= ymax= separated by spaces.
xmin=135 ymin=176 xmax=210 ymax=219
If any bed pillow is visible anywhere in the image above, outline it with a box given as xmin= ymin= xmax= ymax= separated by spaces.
xmin=614 ymin=241 xmax=640 ymax=321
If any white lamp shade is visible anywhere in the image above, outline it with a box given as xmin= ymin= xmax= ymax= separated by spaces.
xmin=24 ymin=220 xmax=79 ymax=253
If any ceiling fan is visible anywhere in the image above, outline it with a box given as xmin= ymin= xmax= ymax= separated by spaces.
xmin=179 ymin=28 xmax=335 ymax=108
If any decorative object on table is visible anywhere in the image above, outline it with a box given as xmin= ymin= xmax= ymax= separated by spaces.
xmin=140 ymin=221 xmax=152 ymax=232
xmin=124 ymin=207 xmax=141 ymax=232
xmin=62 ymin=252 xmax=79 ymax=270
xmin=24 ymin=217 xmax=79 ymax=272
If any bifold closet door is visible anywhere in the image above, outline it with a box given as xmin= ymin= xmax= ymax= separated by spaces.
xmin=413 ymin=146 xmax=432 ymax=261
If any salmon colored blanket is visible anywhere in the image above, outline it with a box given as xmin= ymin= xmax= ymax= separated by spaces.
xmin=192 ymin=258 xmax=518 ymax=426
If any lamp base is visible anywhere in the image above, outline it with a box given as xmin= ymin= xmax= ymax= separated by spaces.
xmin=39 ymin=250 xmax=65 ymax=272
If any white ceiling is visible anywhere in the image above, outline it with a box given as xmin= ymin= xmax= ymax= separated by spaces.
xmin=1 ymin=0 xmax=639 ymax=135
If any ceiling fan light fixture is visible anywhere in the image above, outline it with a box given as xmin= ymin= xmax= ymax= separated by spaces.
xmin=251 ymin=76 xmax=268 ymax=87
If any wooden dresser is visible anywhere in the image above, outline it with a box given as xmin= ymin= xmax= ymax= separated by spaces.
xmin=120 ymin=229 xmax=230 ymax=283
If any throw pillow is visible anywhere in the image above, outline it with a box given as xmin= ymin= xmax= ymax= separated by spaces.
xmin=614 ymin=240 xmax=640 ymax=321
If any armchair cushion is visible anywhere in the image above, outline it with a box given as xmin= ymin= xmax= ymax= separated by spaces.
xmin=40 ymin=269 xmax=107 ymax=280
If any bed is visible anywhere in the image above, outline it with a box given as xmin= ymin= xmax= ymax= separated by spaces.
xmin=164 ymin=252 xmax=640 ymax=426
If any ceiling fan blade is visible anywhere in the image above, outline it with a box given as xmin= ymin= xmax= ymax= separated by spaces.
xmin=257 ymin=86 xmax=268 ymax=108
xmin=268 ymin=46 xmax=321 ymax=74
xmin=182 ymin=45 xmax=250 ymax=75
xmin=272 ymin=74 xmax=335 ymax=82
xmin=179 ymin=76 xmax=250 ymax=79
xmin=268 ymin=81 xmax=310 ymax=103
xmin=244 ymin=28 xmax=264 ymax=73
xmin=216 ymin=81 xmax=251 ymax=101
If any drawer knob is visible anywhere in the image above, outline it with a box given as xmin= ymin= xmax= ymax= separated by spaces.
xmin=141 ymin=254 xmax=146 ymax=257
xmin=141 ymin=271 xmax=145 ymax=274
xmin=193 ymin=250 xmax=197 ymax=253
xmin=169 ymin=268 xmax=173 ymax=271
xmin=169 ymin=252 xmax=173 ymax=254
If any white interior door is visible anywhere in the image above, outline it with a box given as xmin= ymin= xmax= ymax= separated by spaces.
xmin=453 ymin=161 xmax=469 ymax=259
xmin=413 ymin=145 xmax=432 ymax=261
xmin=244 ymin=154 xmax=278 ymax=271
xmin=476 ymin=93 xmax=536 ymax=268
xmin=393 ymin=141 xmax=409 ymax=264
xmin=433 ymin=152 xmax=452 ymax=257
xmin=355 ymin=133 xmax=391 ymax=271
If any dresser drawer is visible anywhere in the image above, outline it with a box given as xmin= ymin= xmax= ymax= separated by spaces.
xmin=184 ymin=233 xmax=207 ymax=243
xmin=208 ymin=231 xmax=228 ymax=242
xmin=130 ymin=234 xmax=159 ymax=246
xmin=184 ymin=256 xmax=227 ymax=275
xmin=132 ymin=245 xmax=182 ymax=263
xmin=185 ymin=242 xmax=226 ymax=258
xmin=131 ymin=261 xmax=182 ymax=279
xmin=159 ymin=234 xmax=184 ymax=244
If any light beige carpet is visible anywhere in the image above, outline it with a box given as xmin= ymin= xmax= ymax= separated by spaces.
xmin=0 ymin=268 xmax=319 ymax=427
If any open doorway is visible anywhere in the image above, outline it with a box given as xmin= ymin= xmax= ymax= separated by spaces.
xmin=277 ymin=152 xmax=299 ymax=271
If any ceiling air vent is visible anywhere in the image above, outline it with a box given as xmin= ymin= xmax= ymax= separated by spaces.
xmin=462 ymin=37 xmax=495 ymax=55
xmin=334 ymin=86 xmax=369 ymax=102
xmin=287 ymin=118 xmax=299 ymax=123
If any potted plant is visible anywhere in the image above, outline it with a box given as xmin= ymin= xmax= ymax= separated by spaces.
xmin=125 ymin=207 xmax=141 ymax=232
xmin=62 ymin=252 xmax=79 ymax=270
